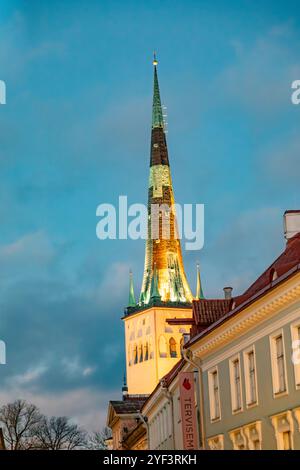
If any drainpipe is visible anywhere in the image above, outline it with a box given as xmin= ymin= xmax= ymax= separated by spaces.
xmin=183 ymin=349 xmax=206 ymax=450
xmin=138 ymin=413 xmax=150 ymax=450
xmin=161 ymin=380 xmax=176 ymax=450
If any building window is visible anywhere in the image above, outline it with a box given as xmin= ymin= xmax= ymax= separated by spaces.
xmin=128 ymin=344 xmax=132 ymax=367
xmin=139 ymin=343 xmax=143 ymax=362
xmin=291 ymin=322 xmax=300 ymax=389
xmin=144 ymin=342 xmax=149 ymax=361
xmin=243 ymin=421 xmax=262 ymax=450
xmin=271 ymin=411 xmax=294 ymax=450
xmin=270 ymin=331 xmax=288 ymax=396
xmin=169 ymin=337 xmax=177 ymax=358
xmin=229 ymin=355 xmax=243 ymax=413
xmin=243 ymin=347 xmax=258 ymax=407
xmin=229 ymin=428 xmax=247 ymax=450
xmin=207 ymin=434 xmax=224 ymax=450
xmin=133 ymin=344 xmax=138 ymax=364
xmin=208 ymin=367 xmax=221 ymax=422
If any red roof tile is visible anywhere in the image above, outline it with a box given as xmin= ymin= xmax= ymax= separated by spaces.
xmin=191 ymin=298 xmax=232 ymax=337
xmin=240 ymin=233 xmax=300 ymax=302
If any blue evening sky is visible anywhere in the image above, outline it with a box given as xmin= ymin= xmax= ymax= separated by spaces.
xmin=0 ymin=0 xmax=300 ymax=429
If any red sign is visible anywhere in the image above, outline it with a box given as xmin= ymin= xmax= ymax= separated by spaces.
xmin=179 ymin=371 xmax=198 ymax=450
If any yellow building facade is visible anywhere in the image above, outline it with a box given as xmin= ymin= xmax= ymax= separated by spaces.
xmin=124 ymin=306 xmax=191 ymax=395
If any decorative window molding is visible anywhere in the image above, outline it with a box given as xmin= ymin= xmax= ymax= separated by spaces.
xmin=207 ymin=434 xmax=224 ymax=450
xmin=208 ymin=367 xmax=221 ymax=422
xmin=271 ymin=410 xmax=294 ymax=450
xmin=290 ymin=321 xmax=300 ymax=389
xmin=293 ymin=407 xmax=300 ymax=432
xmin=229 ymin=427 xmax=247 ymax=450
xmin=269 ymin=329 xmax=288 ymax=397
xmin=243 ymin=346 xmax=258 ymax=408
xmin=243 ymin=421 xmax=262 ymax=450
xmin=229 ymin=354 xmax=243 ymax=414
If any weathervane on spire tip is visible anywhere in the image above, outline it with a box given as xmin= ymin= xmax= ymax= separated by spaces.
xmin=153 ymin=51 xmax=158 ymax=66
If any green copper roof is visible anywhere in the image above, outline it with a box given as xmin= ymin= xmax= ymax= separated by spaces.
xmin=152 ymin=62 xmax=164 ymax=129
xmin=128 ymin=270 xmax=136 ymax=307
xmin=150 ymin=264 xmax=161 ymax=300
xmin=196 ymin=263 xmax=204 ymax=300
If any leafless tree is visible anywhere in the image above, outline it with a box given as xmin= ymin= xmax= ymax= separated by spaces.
xmin=34 ymin=416 xmax=87 ymax=450
xmin=0 ymin=399 xmax=43 ymax=450
xmin=87 ymin=427 xmax=112 ymax=450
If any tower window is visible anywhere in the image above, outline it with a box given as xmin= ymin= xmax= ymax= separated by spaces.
xmin=144 ymin=342 xmax=149 ymax=361
xmin=139 ymin=343 xmax=143 ymax=363
xmin=169 ymin=337 xmax=177 ymax=358
xmin=133 ymin=344 xmax=138 ymax=364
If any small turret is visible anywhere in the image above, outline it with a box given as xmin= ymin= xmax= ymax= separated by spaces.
xmin=128 ymin=270 xmax=136 ymax=308
xmin=195 ymin=263 xmax=204 ymax=300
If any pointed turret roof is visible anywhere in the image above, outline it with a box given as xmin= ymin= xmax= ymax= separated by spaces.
xmin=128 ymin=270 xmax=136 ymax=307
xmin=196 ymin=263 xmax=204 ymax=300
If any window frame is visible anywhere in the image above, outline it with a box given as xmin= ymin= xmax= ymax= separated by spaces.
xmin=269 ymin=329 xmax=288 ymax=397
xmin=229 ymin=354 xmax=243 ymax=414
xmin=271 ymin=410 xmax=294 ymax=450
xmin=290 ymin=321 xmax=300 ymax=390
xmin=243 ymin=346 xmax=258 ymax=408
xmin=208 ymin=366 xmax=221 ymax=423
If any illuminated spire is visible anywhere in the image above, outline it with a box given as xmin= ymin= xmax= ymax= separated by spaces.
xmin=196 ymin=263 xmax=204 ymax=300
xmin=152 ymin=52 xmax=164 ymax=130
xmin=128 ymin=270 xmax=136 ymax=307
xmin=138 ymin=55 xmax=193 ymax=306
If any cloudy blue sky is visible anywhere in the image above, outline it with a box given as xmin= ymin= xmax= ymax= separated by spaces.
xmin=0 ymin=0 xmax=300 ymax=430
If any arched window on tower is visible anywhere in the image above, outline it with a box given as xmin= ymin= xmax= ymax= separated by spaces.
xmin=133 ymin=344 xmax=138 ymax=364
xmin=128 ymin=344 xmax=132 ymax=366
xmin=180 ymin=337 xmax=184 ymax=357
xmin=144 ymin=342 xmax=149 ymax=361
xmin=138 ymin=343 xmax=143 ymax=363
xmin=169 ymin=337 xmax=177 ymax=358
xmin=159 ymin=335 xmax=168 ymax=358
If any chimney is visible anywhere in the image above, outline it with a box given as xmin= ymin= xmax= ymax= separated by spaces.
xmin=223 ymin=286 xmax=233 ymax=299
xmin=284 ymin=210 xmax=300 ymax=241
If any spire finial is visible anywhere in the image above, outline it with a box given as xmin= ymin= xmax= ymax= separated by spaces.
xmin=153 ymin=51 xmax=158 ymax=66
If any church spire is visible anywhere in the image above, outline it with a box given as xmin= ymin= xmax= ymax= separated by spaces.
xmin=139 ymin=54 xmax=193 ymax=306
xmin=128 ymin=270 xmax=136 ymax=307
xmin=196 ymin=263 xmax=204 ymax=300
xmin=152 ymin=53 xmax=164 ymax=130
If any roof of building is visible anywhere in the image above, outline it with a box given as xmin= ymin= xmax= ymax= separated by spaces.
xmin=238 ymin=232 xmax=300 ymax=302
xmin=109 ymin=396 xmax=148 ymax=415
xmin=190 ymin=298 xmax=232 ymax=337
xmin=188 ymin=232 xmax=300 ymax=347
